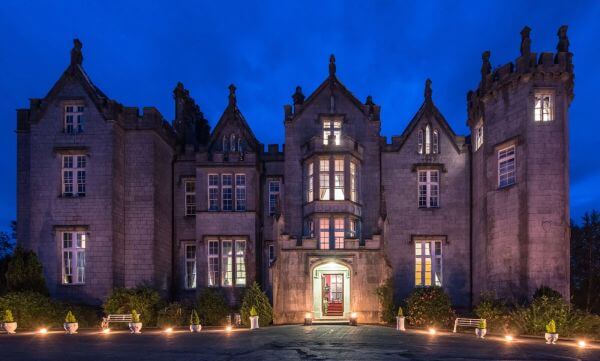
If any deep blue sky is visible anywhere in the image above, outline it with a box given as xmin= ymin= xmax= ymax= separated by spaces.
xmin=1 ymin=1 xmax=599 ymax=232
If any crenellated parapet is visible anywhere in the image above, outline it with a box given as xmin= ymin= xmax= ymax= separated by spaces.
xmin=467 ymin=25 xmax=574 ymax=128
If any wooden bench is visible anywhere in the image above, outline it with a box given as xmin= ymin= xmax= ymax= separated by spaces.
xmin=101 ymin=314 xmax=133 ymax=329
xmin=453 ymin=318 xmax=485 ymax=333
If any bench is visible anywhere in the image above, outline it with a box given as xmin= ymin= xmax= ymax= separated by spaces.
xmin=101 ymin=314 xmax=133 ymax=329
xmin=453 ymin=318 xmax=485 ymax=333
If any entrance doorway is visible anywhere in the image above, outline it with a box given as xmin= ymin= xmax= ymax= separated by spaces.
xmin=322 ymin=274 xmax=344 ymax=316
xmin=312 ymin=262 xmax=351 ymax=319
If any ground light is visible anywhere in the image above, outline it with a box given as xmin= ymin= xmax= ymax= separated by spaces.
xmin=349 ymin=312 xmax=358 ymax=326
xmin=102 ymin=328 xmax=111 ymax=334
xmin=38 ymin=328 xmax=48 ymax=334
xmin=225 ymin=325 xmax=232 ymax=332
xmin=164 ymin=327 xmax=173 ymax=334
xmin=304 ymin=312 xmax=312 ymax=326
xmin=577 ymin=340 xmax=587 ymax=348
xmin=428 ymin=328 xmax=437 ymax=335
xmin=504 ymin=335 xmax=514 ymax=342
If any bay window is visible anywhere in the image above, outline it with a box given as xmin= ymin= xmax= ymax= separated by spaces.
xmin=319 ymin=159 xmax=330 ymax=200
xmin=334 ymin=159 xmax=344 ymax=200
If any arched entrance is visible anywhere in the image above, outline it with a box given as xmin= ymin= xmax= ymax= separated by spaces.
xmin=312 ymin=261 xmax=351 ymax=319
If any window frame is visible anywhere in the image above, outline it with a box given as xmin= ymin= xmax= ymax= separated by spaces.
xmin=319 ymin=218 xmax=330 ymax=250
xmin=207 ymin=240 xmax=220 ymax=287
xmin=64 ymin=104 xmax=85 ymax=134
xmin=334 ymin=158 xmax=345 ymax=200
xmin=350 ymin=161 xmax=358 ymax=203
xmin=474 ymin=124 xmax=484 ymax=151
xmin=61 ymin=231 xmax=86 ymax=285
xmin=534 ymin=91 xmax=554 ymax=122
xmin=414 ymin=240 xmax=443 ymax=287
xmin=221 ymin=174 xmax=233 ymax=211
xmin=62 ymin=154 xmax=86 ymax=197
xmin=207 ymin=238 xmax=247 ymax=288
xmin=306 ymin=162 xmax=314 ymax=202
xmin=268 ymin=180 xmax=280 ymax=215
xmin=498 ymin=145 xmax=516 ymax=188
xmin=235 ymin=174 xmax=246 ymax=211
xmin=418 ymin=170 xmax=440 ymax=208
xmin=319 ymin=159 xmax=330 ymax=200
xmin=184 ymin=179 xmax=196 ymax=216
xmin=184 ymin=243 xmax=197 ymax=289
xmin=322 ymin=119 xmax=342 ymax=145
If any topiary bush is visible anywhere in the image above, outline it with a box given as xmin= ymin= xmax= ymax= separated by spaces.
xmin=2 ymin=309 xmax=14 ymax=322
xmin=65 ymin=311 xmax=77 ymax=323
xmin=197 ymin=288 xmax=229 ymax=326
xmin=103 ymin=285 xmax=161 ymax=326
xmin=406 ymin=287 xmax=455 ymax=328
xmin=190 ymin=309 xmax=200 ymax=325
xmin=474 ymin=292 xmax=508 ymax=332
xmin=157 ymin=302 xmax=189 ymax=327
xmin=375 ymin=278 xmax=396 ymax=324
xmin=240 ymin=282 xmax=272 ymax=327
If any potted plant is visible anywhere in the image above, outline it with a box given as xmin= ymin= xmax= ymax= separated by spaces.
xmin=128 ymin=310 xmax=142 ymax=334
xmin=63 ymin=311 xmax=79 ymax=334
xmin=475 ymin=319 xmax=487 ymax=338
xmin=545 ymin=319 xmax=558 ymax=344
xmin=249 ymin=306 xmax=259 ymax=330
xmin=396 ymin=307 xmax=406 ymax=331
xmin=190 ymin=309 xmax=201 ymax=332
xmin=1 ymin=309 xmax=17 ymax=334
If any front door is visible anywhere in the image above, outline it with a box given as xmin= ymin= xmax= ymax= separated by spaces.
xmin=322 ymin=274 xmax=344 ymax=316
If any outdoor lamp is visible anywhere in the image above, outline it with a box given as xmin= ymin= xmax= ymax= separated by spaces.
xmin=349 ymin=312 xmax=358 ymax=326
xmin=577 ymin=340 xmax=586 ymax=348
xmin=428 ymin=328 xmax=437 ymax=335
xmin=304 ymin=312 xmax=313 ymax=326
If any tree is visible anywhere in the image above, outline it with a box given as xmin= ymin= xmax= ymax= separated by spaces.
xmin=5 ymin=246 xmax=48 ymax=295
xmin=240 ymin=282 xmax=272 ymax=327
xmin=571 ymin=210 xmax=600 ymax=314
xmin=0 ymin=221 xmax=16 ymax=258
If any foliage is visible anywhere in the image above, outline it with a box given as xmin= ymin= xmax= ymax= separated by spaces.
xmin=510 ymin=294 xmax=569 ymax=335
xmin=131 ymin=310 xmax=141 ymax=323
xmin=397 ymin=307 xmax=404 ymax=317
xmin=196 ymin=288 xmax=229 ymax=326
xmin=2 ymin=309 xmax=14 ymax=322
xmin=103 ymin=285 xmax=161 ymax=326
xmin=240 ymin=282 xmax=272 ymax=327
xmin=533 ymin=286 xmax=563 ymax=301
xmin=0 ymin=221 xmax=16 ymax=259
xmin=65 ymin=310 xmax=77 ymax=323
xmin=249 ymin=306 xmax=258 ymax=317
xmin=4 ymin=246 xmax=48 ymax=295
xmin=474 ymin=292 xmax=508 ymax=332
xmin=190 ymin=309 xmax=200 ymax=325
xmin=477 ymin=319 xmax=487 ymax=329
xmin=571 ymin=210 xmax=600 ymax=314
xmin=157 ymin=302 xmax=189 ymax=327
xmin=546 ymin=319 xmax=556 ymax=333
xmin=406 ymin=287 xmax=455 ymax=328
xmin=375 ymin=278 xmax=396 ymax=324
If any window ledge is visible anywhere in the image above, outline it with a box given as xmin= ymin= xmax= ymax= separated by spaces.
xmin=59 ymin=194 xmax=86 ymax=199
xmin=497 ymin=183 xmax=517 ymax=191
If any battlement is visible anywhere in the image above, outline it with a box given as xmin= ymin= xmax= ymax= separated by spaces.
xmin=260 ymin=143 xmax=285 ymax=160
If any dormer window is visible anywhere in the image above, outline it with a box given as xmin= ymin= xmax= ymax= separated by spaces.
xmin=64 ymin=105 xmax=84 ymax=134
xmin=323 ymin=120 xmax=341 ymax=145
xmin=418 ymin=125 xmax=439 ymax=155
xmin=534 ymin=91 xmax=554 ymax=122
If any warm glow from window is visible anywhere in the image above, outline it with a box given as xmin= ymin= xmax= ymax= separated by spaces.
xmin=534 ymin=92 xmax=553 ymax=122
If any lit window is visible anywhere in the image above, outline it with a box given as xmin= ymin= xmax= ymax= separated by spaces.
xmin=534 ymin=92 xmax=553 ymax=122
xmin=323 ymin=120 xmax=342 ymax=145
xmin=269 ymin=180 xmax=280 ymax=215
xmin=419 ymin=125 xmax=440 ymax=155
xmin=432 ymin=130 xmax=439 ymax=154
xmin=235 ymin=174 xmax=246 ymax=211
xmin=62 ymin=155 xmax=86 ymax=197
xmin=418 ymin=129 xmax=424 ymax=154
xmin=222 ymin=174 xmax=233 ymax=211
xmin=306 ymin=162 xmax=314 ymax=202
xmin=425 ymin=125 xmax=431 ymax=154
xmin=64 ymin=105 xmax=84 ymax=134
xmin=415 ymin=240 xmax=442 ymax=286
xmin=207 ymin=240 xmax=219 ymax=287
xmin=350 ymin=161 xmax=358 ymax=202
xmin=334 ymin=159 xmax=345 ymax=200
xmin=208 ymin=174 xmax=219 ymax=211
xmin=185 ymin=244 xmax=197 ymax=289
xmin=498 ymin=146 xmax=516 ymax=188
xmin=184 ymin=180 xmax=196 ymax=216
xmin=62 ymin=231 xmax=86 ymax=284
xmin=222 ymin=240 xmax=233 ymax=286
xmin=235 ymin=240 xmax=246 ymax=286
xmin=474 ymin=124 xmax=484 ymax=151
xmin=319 ymin=218 xmax=330 ymax=250
xmin=334 ymin=218 xmax=344 ymax=249
xmin=348 ymin=218 xmax=360 ymax=238
xmin=319 ymin=159 xmax=330 ymax=200
xmin=418 ymin=170 xmax=439 ymax=208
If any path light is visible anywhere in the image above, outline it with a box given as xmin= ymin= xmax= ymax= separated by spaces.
xmin=428 ymin=328 xmax=437 ymax=335
xmin=577 ymin=340 xmax=586 ymax=348
xmin=102 ymin=328 xmax=111 ymax=334
xmin=225 ymin=325 xmax=232 ymax=332
xmin=349 ymin=312 xmax=358 ymax=326
xmin=164 ymin=327 xmax=173 ymax=334
xmin=38 ymin=328 xmax=48 ymax=334
xmin=304 ymin=312 xmax=313 ymax=326
xmin=504 ymin=335 xmax=513 ymax=342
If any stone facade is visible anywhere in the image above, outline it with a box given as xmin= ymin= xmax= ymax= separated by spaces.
xmin=17 ymin=28 xmax=573 ymax=322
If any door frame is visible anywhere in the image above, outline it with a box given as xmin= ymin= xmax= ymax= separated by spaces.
xmin=312 ymin=261 xmax=351 ymax=319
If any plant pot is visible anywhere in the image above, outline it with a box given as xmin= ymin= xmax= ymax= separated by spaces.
xmin=128 ymin=322 xmax=142 ymax=334
xmin=2 ymin=322 xmax=17 ymax=334
xmin=545 ymin=333 xmax=558 ymax=344
xmin=396 ymin=317 xmax=405 ymax=331
xmin=64 ymin=322 xmax=79 ymax=334
xmin=475 ymin=328 xmax=487 ymax=338
xmin=190 ymin=324 xmax=202 ymax=332
xmin=250 ymin=316 xmax=259 ymax=330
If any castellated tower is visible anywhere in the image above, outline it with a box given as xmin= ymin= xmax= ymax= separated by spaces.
xmin=468 ymin=26 xmax=573 ymax=302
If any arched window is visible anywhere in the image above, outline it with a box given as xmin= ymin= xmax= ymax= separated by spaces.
xmin=418 ymin=130 xmax=424 ymax=154
xmin=222 ymin=135 xmax=229 ymax=152
xmin=230 ymin=134 xmax=236 ymax=152
xmin=238 ymin=138 xmax=243 ymax=153
xmin=432 ymin=130 xmax=439 ymax=154
xmin=425 ymin=125 xmax=431 ymax=154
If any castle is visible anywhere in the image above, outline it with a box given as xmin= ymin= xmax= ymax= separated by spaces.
xmin=16 ymin=27 xmax=573 ymax=324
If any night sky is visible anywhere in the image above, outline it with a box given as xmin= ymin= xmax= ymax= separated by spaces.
xmin=1 ymin=1 xmax=599 ymax=232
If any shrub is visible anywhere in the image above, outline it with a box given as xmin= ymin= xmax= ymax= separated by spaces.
xmin=406 ymin=287 xmax=455 ymax=328
xmin=131 ymin=310 xmax=140 ymax=323
xmin=546 ymin=319 xmax=556 ymax=333
xmin=375 ymin=278 xmax=396 ymax=324
xmin=103 ymin=285 xmax=161 ymax=326
xmin=510 ymin=295 xmax=569 ymax=335
xmin=240 ymin=282 xmax=273 ymax=327
xmin=157 ymin=302 xmax=188 ymax=327
xmin=197 ymin=288 xmax=229 ymax=326
xmin=533 ymin=286 xmax=563 ymax=301
xmin=65 ymin=311 xmax=77 ymax=323
xmin=249 ymin=306 xmax=258 ymax=317
xmin=397 ymin=307 xmax=404 ymax=317
xmin=5 ymin=247 xmax=48 ymax=295
xmin=190 ymin=309 xmax=200 ymax=325
xmin=477 ymin=319 xmax=487 ymax=329
xmin=2 ymin=309 xmax=14 ymax=322
xmin=0 ymin=291 xmax=61 ymax=328
xmin=474 ymin=292 xmax=508 ymax=332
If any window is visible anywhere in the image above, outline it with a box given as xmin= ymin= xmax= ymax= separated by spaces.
xmin=334 ymin=159 xmax=345 ymax=200
xmin=222 ymin=174 xmax=233 ymax=211
xmin=235 ymin=174 xmax=246 ymax=211
xmin=323 ymin=120 xmax=341 ymax=145
xmin=208 ymin=174 xmax=219 ymax=211
xmin=184 ymin=180 xmax=196 ymax=216
xmin=304 ymin=218 xmax=314 ymax=238
xmin=222 ymin=136 xmax=229 ymax=152
xmin=64 ymin=105 xmax=84 ymax=134
xmin=62 ymin=231 xmax=86 ymax=284
xmin=319 ymin=218 xmax=330 ymax=250
xmin=334 ymin=217 xmax=345 ymax=249
xmin=222 ymin=240 xmax=233 ymax=286
xmin=306 ymin=162 xmax=314 ymax=202
xmin=498 ymin=146 xmax=516 ymax=188
xmin=319 ymin=159 xmax=330 ymax=200
xmin=418 ymin=170 xmax=439 ymax=208
xmin=425 ymin=125 xmax=431 ymax=154
xmin=415 ymin=240 xmax=442 ymax=286
xmin=235 ymin=240 xmax=246 ymax=286
xmin=268 ymin=244 xmax=275 ymax=263
xmin=350 ymin=161 xmax=358 ymax=202
xmin=419 ymin=125 xmax=440 ymax=155
xmin=418 ymin=129 xmax=424 ymax=154
xmin=230 ymin=134 xmax=237 ymax=151
xmin=348 ymin=218 xmax=360 ymax=238
xmin=62 ymin=155 xmax=86 ymax=197
xmin=269 ymin=180 xmax=280 ymax=215
xmin=432 ymin=130 xmax=439 ymax=154
xmin=534 ymin=92 xmax=554 ymax=122
xmin=185 ymin=244 xmax=197 ymax=289
xmin=208 ymin=240 xmax=219 ymax=287
xmin=474 ymin=124 xmax=484 ymax=151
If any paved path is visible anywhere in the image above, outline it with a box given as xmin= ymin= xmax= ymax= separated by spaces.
xmin=1 ymin=325 xmax=598 ymax=360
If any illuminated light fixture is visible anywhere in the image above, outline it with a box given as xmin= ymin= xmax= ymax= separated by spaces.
xmin=38 ymin=328 xmax=48 ymax=334
xmin=577 ymin=340 xmax=586 ymax=348
xmin=351 ymin=312 xmax=357 ymax=319
xmin=164 ymin=327 xmax=173 ymax=333
xmin=102 ymin=328 xmax=111 ymax=334
xmin=305 ymin=312 xmax=312 ymax=319
xmin=225 ymin=325 xmax=232 ymax=332
xmin=349 ymin=312 xmax=358 ymax=326
xmin=304 ymin=312 xmax=313 ymax=326
xmin=505 ymin=335 xmax=513 ymax=342
xmin=428 ymin=328 xmax=437 ymax=335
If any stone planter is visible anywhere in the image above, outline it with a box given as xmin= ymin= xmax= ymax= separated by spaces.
xmin=545 ymin=333 xmax=558 ymax=344
xmin=190 ymin=324 xmax=202 ymax=333
xmin=128 ymin=322 xmax=142 ymax=334
xmin=250 ymin=316 xmax=259 ymax=330
xmin=63 ymin=322 xmax=79 ymax=334
xmin=2 ymin=322 xmax=17 ymax=334
xmin=475 ymin=328 xmax=487 ymax=338
xmin=396 ymin=316 xmax=405 ymax=331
